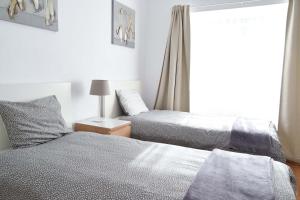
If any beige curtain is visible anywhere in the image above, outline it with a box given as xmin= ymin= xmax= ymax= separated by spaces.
xmin=278 ymin=0 xmax=300 ymax=163
xmin=154 ymin=5 xmax=190 ymax=112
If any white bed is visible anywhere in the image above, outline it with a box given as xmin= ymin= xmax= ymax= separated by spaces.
xmin=107 ymin=81 xmax=285 ymax=162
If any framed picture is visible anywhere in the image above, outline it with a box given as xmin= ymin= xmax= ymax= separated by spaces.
xmin=0 ymin=0 xmax=58 ymax=31
xmin=112 ymin=0 xmax=135 ymax=48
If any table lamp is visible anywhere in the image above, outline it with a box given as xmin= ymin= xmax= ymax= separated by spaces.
xmin=90 ymin=80 xmax=111 ymax=118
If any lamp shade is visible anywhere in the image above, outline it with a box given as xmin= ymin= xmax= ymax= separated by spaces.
xmin=90 ymin=80 xmax=111 ymax=96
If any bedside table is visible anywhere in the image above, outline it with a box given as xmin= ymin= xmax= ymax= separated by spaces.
xmin=74 ymin=117 xmax=131 ymax=138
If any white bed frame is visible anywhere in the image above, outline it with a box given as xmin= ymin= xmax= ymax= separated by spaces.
xmin=105 ymin=80 xmax=142 ymax=118
xmin=0 ymin=82 xmax=72 ymax=151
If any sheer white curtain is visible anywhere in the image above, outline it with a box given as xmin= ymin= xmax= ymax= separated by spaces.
xmin=190 ymin=3 xmax=288 ymax=124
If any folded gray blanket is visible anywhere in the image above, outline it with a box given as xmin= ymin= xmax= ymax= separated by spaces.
xmin=229 ymin=118 xmax=285 ymax=163
xmin=184 ymin=149 xmax=275 ymax=200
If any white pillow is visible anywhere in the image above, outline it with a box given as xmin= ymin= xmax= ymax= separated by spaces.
xmin=116 ymin=90 xmax=149 ymax=116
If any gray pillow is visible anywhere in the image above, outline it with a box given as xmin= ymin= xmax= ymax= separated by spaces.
xmin=0 ymin=96 xmax=71 ymax=149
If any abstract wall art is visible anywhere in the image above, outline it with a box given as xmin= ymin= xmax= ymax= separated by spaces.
xmin=112 ymin=0 xmax=135 ymax=48
xmin=0 ymin=0 xmax=58 ymax=31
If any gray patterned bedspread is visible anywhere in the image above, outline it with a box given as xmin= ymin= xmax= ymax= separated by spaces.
xmin=0 ymin=132 xmax=296 ymax=200
xmin=120 ymin=110 xmax=285 ymax=162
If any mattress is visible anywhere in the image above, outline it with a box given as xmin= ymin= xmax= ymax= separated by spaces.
xmin=0 ymin=132 xmax=296 ymax=200
xmin=120 ymin=110 xmax=285 ymax=162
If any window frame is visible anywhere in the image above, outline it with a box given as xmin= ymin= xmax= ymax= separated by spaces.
xmin=191 ymin=0 xmax=288 ymax=13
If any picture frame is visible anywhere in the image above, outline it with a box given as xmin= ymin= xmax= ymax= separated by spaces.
xmin=112 ymin=0 xmax=135 ymax=48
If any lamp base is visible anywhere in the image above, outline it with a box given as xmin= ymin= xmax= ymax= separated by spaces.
xmin=100 ymin=96 xmax=106 ymax=118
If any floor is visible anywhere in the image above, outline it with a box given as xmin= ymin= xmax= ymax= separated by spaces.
xmin=288 ymin=161 xmax=300 ymax=200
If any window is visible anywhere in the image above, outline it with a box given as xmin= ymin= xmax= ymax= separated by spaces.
xmin=190 ymin=3 xmax=288 ymax=125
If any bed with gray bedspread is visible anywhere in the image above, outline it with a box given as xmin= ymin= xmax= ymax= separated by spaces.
xmin=120 ymin=110 xmax=285 ymax=162
xmin=0 ymin=132 xmax=296 ymax=200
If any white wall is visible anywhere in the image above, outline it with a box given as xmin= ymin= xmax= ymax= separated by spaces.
xmin=0 ymin=0 xmax=144 ymax=121
xmin=139 ymin=0 xmax=279 ymax=108
xmin=0 ymin=0 xmax=276 ymax=117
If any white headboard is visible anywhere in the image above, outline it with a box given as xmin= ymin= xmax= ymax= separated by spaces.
xmin=0 ymin=82 xmax=72 ymax=151
xmin=105 ymin=80 xmax=142 ymax=118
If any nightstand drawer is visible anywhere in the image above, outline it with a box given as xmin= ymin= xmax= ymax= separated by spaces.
xmin=74 ymin=123 xmax=109 ymax=134
xmin=110 ymin=125 xmax=131 ymax=138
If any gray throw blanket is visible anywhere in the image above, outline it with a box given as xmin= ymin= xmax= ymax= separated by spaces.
xmin=229 ymin=118 xmax=285 ymax=163
xmin=184 ymin=149 xmax=275 ymax=200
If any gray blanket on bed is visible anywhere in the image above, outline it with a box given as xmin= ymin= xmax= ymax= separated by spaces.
xmin=0 ymin=133 xmax=296 ymax=200
xmin=229 ymin=118 xmax=284 ymax=162
xmin=184 ymin=149 xmax=275 ymax=200
xmin=120 ymin=110 xmax=285 ymax=162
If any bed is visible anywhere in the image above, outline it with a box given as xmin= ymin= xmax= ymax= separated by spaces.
xmin=120 ymin=110 xmax=285 ymax=162
xmin=0 ymin=82 xmax=296 ymax=200
xmin=0 ymin=132 xmax=296 ymax=200
xmin=107 ymin=81 xmax=285 ymax=162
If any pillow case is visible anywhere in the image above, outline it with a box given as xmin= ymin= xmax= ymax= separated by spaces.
xmin=116 ymin=90 xmax=149 ymax=116
xmin=0 ymin=95 xmax=71 ymax=149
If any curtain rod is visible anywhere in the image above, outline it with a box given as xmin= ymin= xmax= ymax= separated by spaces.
xmin=190 ymin=0 xmax=288 ymax=11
